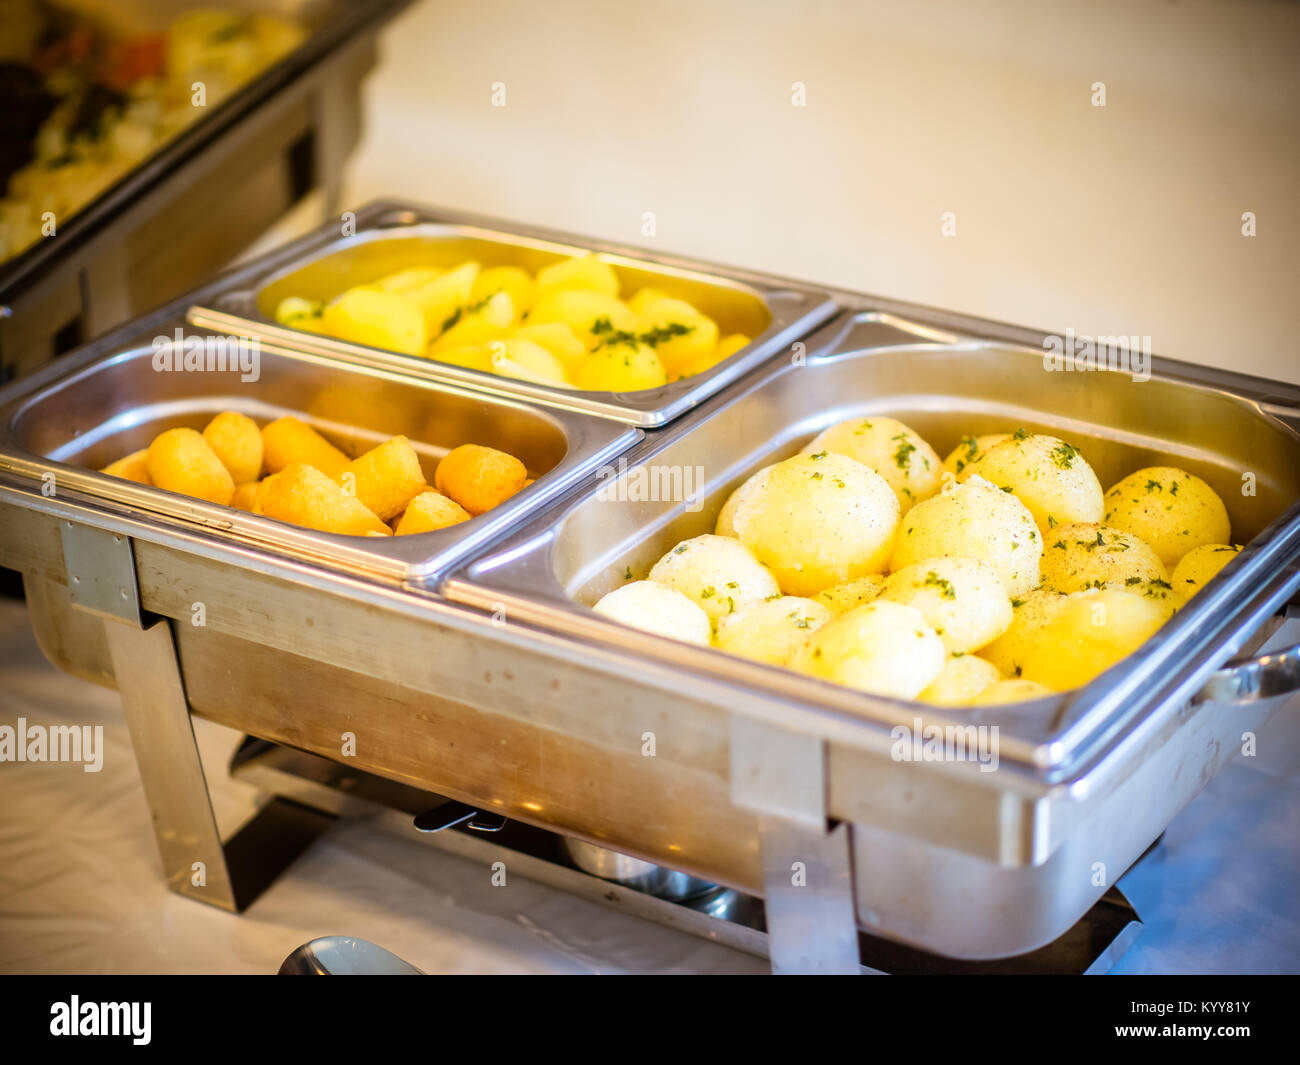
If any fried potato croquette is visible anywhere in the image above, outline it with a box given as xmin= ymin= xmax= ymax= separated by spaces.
xmin=101 ymin=448 xmax=152 ymax=485
xmin=970 ymin=678 xmax=1053 ymax=705
xmin=434 ymin=443 xmax=528 ymax=515
xmin=340 ymin=435 xmax=426 ymax=521
xmin=1039 ymin=521 xmax=1168 ymax=593
xmin=714 ymin=596 xmax=832 ymax=666
xmin=261 ymin=415 xmax=351 ymax=479
xmin=814 ymin=575 xmax=887 ymax=615
xmin=918 ymin=655 xmax=1003 ymax=706
xmin=146 ymin=428 xmax=235 ymax=505
xmin=961 ymin=431 xmax=1103 ymax=533
xmin=890 ymin=476 xmax=1041 ymax=596
xmin=1171 ymin=543 xmax=1242 ymax=599
xmin=202 ymin=411 xmax=263 ymax=484
xmin=1103 ymin=466 xmax=1231 ymax=566
xmin=941 ymin=433 xmax=1009 ymax=478
xmin=880 ymin=557 xmax=1013 ymax=654
xmin=730 ymin=451 xmax=900 ymax=596
xmin=1019 ymin=588 xmax=1168 ymax=690
xmin=257 ymin=462 xmax=390 ymax=536
xmin=230 ymin=481 xmax=261 ymax=511
xmin=790 ymin=600 xmax=946 ymax=699
xmin=648 ymin=533 xmax=780 ymax=625
xmin=393 ymin=490 xmax=471 ymax=535
xmin=803 ymin=416 xmax=942 ymax=514
xmin=592 ymin=580 xmax=712 ymax=646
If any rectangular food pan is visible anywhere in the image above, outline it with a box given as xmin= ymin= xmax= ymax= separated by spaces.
xmin=186 ymin=200 xmax=838 ymax=425
xmin=0 ymin=323 xmax=638 ymax=584
xmin=448 ymin=309 xmax=1300 ymax=780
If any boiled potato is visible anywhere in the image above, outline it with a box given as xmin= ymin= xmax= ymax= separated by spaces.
xmin=434 ymin=443 xmax=528 ymax=516
xmin=511 ymin=322 xmax=587 ymax=375
xmin=672 ymin=332 xmax=751 ymax=380
xmin=373 ymin=266 xmax=443 ymax=295
xmin=941 ymin=433 xmax=1009 ymax=478
xmin=527 ymin=289 xmax=638 ymax=348
xmin=815 ymin=575 xmax=886 ymax=615
xmin=393 ymin=490 xmax=471 ymax=534
xmin=1101 ymin=577 xmax=1180 ymax=619
xmin=339 ymin=435 xmax=426 ymax=522
xmin=202 ymin=411 xmax=263 ymax=484
xmin=1019 ymin=588 xmax=1169 ymax=690
xmin=960 ymin=431 xmax=1103 ymax=533
xmin=322 ymin=286 xmax=426 ymax=356
xmin=436 ymin=344 xmax=496 ymax=373
xmin=970 ymin=678 xmax=1053 ymax=705
xmin=917 ymin=655 xmax=1003 ymax=706
xmin=471 ymin=265 xmax=536 ymax=317
xmin=257 ymin=462 xmax=390 ymax=536
xmin=275 ymin=296 xmax=324 ymax=328
xmin=647 ymin=533 xmax=780 ymax=624
xmin=146 ymin=428 xmax=235 ymax=505
xmin=400 ymin=262 xmax=480 ymax=336
xmin=592 ymin=580 xmax=711 ymax=646
xmin=261 ymin=415 xmax=351 ymax=479
xmin=803 ymin=416 xmax=942 ymax=514
xmin=729 ymin=451 xmax=900 ymax=596
xmin=980 ymin=587 xmax=1090 ymax=676
xmin=880 ymin=558 xmax=1012 ymax=654
xmin=536 ymin=255 xmax=620 ymax=298
xmin=1039 ymin=521 xmax=1168 ymax=593
xmin=1171 ymin=543 xmax=1242 ymax=599
xmin=790 ymin=600 xmax=946 ymax=699
xmin=101 ymin=448 xmax=152 ymax=485
xmin=716 ymin=466 xmax=774 ymax=539
xmin=428 ymin=291 xmax=514 ymax=353
xmin=573 ymin=342 xmax=667 ymax=392
xmin=490 ymin=338 xmax=570 ymax=386
xmin=889 ymin=476 xmax=1041 ymax=596
xmin=628 ymin=289 xmax=719 ymax=376
xmin=714 ymin=596 xmax=832 ymax=666
xmin=1103 ymin=466 xmax=1231 ymax=566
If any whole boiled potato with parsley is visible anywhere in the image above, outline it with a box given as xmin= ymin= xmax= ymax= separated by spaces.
xmin=1171 ymin=543 xmax=1242 ymax=599
xmin=714 ymin=596 xmax=832 ymax=666
xmin=879 ymin=557 xmax=1013 ymax=655
xmin=1038 ymin=521 xmax=1168 ymax=593
xmin=979 ymin=587 xmax=1089 ymax=677
xmin=647 ymin=534 xmax=780 ymax=625
xmin=941 ymin=433 xmax=1009 ymax=478
xmin=726 ymin=451 xmax=900 ymax=596
xmin=970 ymin=678 xmax=1053 ymax=705
xmin=959 ymin=430 xmax=1104 ymax=533
xmin=790 ymin=600 xmax=946 ymax=699
xmin=1103 ymin=466 xmax=1231 ymax=566
xmin=1019 ymin=587 xmax=1170 ymax=691
xmin=917 ymin=654 xmax=1004 ymax=707
xmin=801 ymin=416 xmax=942 ymax=514
xmin=814 ymin=575 xmax=887 ymax=615
xmin=890 ymin=476 xmax=1042 ymax=597
xmin=592 ymin=580 xmax=713 ymax=646
xmin=715 ymin=465 xmax=774 ymax=538
xmin=276 ymin=254 xmax=749 ymax=393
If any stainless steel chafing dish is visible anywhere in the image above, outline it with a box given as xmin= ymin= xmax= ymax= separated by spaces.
xmin=0 ymin=208 xmax=1296 ymax=972
xmin=0 ymin=324 xmax=636 ymax=582
xmin=187 ymin=200 xmax=838 ymax=425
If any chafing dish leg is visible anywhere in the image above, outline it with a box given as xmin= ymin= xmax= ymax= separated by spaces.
xmin=759 ymin=818 xmax=862 ymax=975
xmin=103 ymin=618 xmax=333 ymax=912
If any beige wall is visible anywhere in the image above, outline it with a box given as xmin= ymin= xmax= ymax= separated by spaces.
xmin=341 ymin=0 xmax=1300 ymax=384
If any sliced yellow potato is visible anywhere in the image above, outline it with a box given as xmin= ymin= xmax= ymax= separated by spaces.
xmin=322 ymin=286 xmax=426 ymax=356
xmin=535 ymin=254 xmax=620 ymax=297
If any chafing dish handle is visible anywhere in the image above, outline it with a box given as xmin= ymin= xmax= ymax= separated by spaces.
xmin=1195 ymin=641 xmax=1300 ymax=704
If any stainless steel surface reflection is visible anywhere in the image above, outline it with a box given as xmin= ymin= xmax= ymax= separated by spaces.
xmin=563 ymin=838 xmax=718 ymax=901
xmin=280 ymin=936 xmax=424 ymax=975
